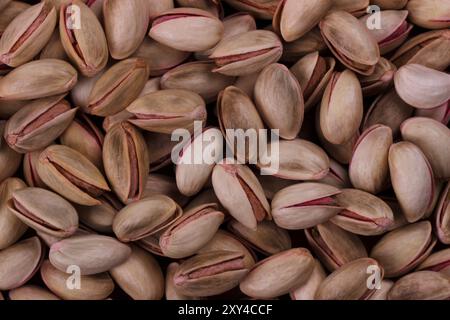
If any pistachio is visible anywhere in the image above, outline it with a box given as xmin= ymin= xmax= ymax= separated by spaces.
xmin=8 ymin=285 xmax=60 ymax=300
xmin=371 ymin=0 xmax=408 ymax=10
xmin=149 ymin=8 xmax=224 ymax=52
xmin=40 ymin=29 xmax=68 ymax=61
xmin=70 ymin=69 xmax=105 ymax=109
xmin=110 ymin=245 xmax=164 ymax=300
xmin=8 ymin=187 xmax=78 ymax=238
xmin=369 ymin=280 xmax=394 ymax=300
xmin=49 ymin=234 xmax=131 ymax=275
xmin=435 ymin=182 xmax=450 ymax=244
xmin=212 ymin=162 xmax=270 ymax=230
xmin=415 ymin=102 xmax=450 ymax=125
xmin=388 ymin=271 xmax=450 ymax=300
xmin=0 ymin=1 xmax=56 ymax=67
xmin=331 ymin=189 xmax=394 ymax=236
xmin=315 ymin=258 xmax=384 ymax=300
xmin=184 ymin=188 xmax=222 ymax=212
xmin=389 ymin=142 xmax=435 ymax=222
xmin=316 ymin=125 xmax=359 ymax=165
xmin=160 ymin=203 xmax=224 ymax=258
xmin=103 ymin=122 xmax=149 ymax=204
xmin=137 ymin=233 xmax=164 ymax=257
xmin=76 ymin=193 xmax=122 ymax=233
xmin=320 ymin=11 xmax=380 ymax=75
xmin=254 ymin=63 xmax=304 ymax=139
xmin=148 ymin=0 xmax=174 ymax=21
xmin=161 ymin=62 xmax=235 ymax=103
xmin=174 ymin=250 xmax=250 ymax=297
xmin=228 ymin=220 xmax=291 ymax=256
xmin=290 ymin=260 xmax=326 ymax=300
xmin=258 ymin=175 xmax=297 ymax=200
xmin=371 ymin=221 xmax=436 ymax=277
xmin=4 ymin=95 xmax=77 ymax=153
xmin=223 ymin=0 xmax=279 ymax=20
xmin=176 ymin=0 xmax=223 ymax=18
xmin=234 ymin=72 xmax=260 ymax=99
xmin=0 ymin=59 xmax=77 ymax=100
xmin=290 ymin=52 xmax=335 ymax=110
xmin=406 ymin=0 xmax=450 ymax=29
xmin=358 ymin=58 xmax=397 ymax=97
xmin=417 ymin=248 xmax=450 ymax=277
xmin=143 ymin=174 xmax=190 ymax=207
xmin=271 ymin=183 xmax=342 ymax=230
xmin=127 ymin=89 xmax=207 ymax=134
xmin=103 ymin=0 xmax=148 ymax=59
xmin=86 ymin=58 xmax=149 ymax=116
xmin=240 ymin=248 xmax=315 ymax=299
xmin=37 ymin=145 xmax=110 ymax=206
xmin=59 ymin=0 xmax=108 ymax=76
xmin=210 ymin=30 xmax=283 ymax=76
xmin=0 ymin=121 xmax=22 ymax=182
xmin=41 ymin=260 xmax=114 ymax=300
xmin=349 ymin=125 xmax=393 ymax=194
xmin=330 ymin=0 xmax=369 ymax=16
xmin=281 ymin=28 xmax=327 ymax=63
xmin=273 ymin=0 xmax=331 ymax=42
xmin=317 ymin=159 xmax=352 ymax=189
xmin=0 ymin=2 xmax=30 ymax=37
xmin=0 ymin=178 xmax=27 ymax=250
xmin=23 ymin=149 xmax=46 ymax=188
xmin=394 ymin=64 xmax=450 ymax=109
xmin=166 ymin=262 xmax=198 ymax=300
xmin=305 ymin=221 xmax=368 ymax=272
xmin=0 ymin=236 xmax=43 ymax=290
xmin=113 ymin=195 xmax=182 ymax=242
xmin=320 ymin=70 xmax=363 ymax=145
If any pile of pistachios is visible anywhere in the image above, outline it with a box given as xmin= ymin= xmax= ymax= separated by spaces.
xmin=0 ymin=0 xmax=449 ymax=301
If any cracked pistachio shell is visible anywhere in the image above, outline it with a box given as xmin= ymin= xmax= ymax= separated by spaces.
xmin=0 ymin=236 xmax=43 ymax=290
xmin=143 ymin=174 xmax=189 ymax=207
xmin=271 ymin=183 xmax=342 ymax=230
xmin=417 ymin=248 xmax=450 ymax=277
xmin=290 ymin=52 xmax=335 ymax=110
xmin=0 ymin=2 xmax=30 ymax=36
xmin=389 ymin=142 xmax=435 ymax=223
xmin=394 ymin=64 xmax=450 ymax=109
xmin=217 ymin=86 xmax=264 ymax=163
xmin=363 ymin=88 xmax=413 ymax=136
xmin=103 ymin=0 xmax=148 ymax=59
xmin=0 ymin=121 xmax=22 ymax=181
xmin=86 ymin=58 xmax=149 ymax=116
xmin=149 ymin=8 xmax=223 ymax=52
xmin=316 ymin=258 xmax=384 ymax=300
xmin=223 ymin=0 xmax=279 ymax=20
xmin=273 ymin=0 xmax=331 ymax=42
xmin=0 ymin=1 xmax=56 ymax=67
xmin=391 ymin=29 xmax=450 ymax=71
xmin=0 ymin=178 xmax=27 ymax=250
xmin=49 ymin=234 xmax=131 ymax=275
xmin=59 ymin=0 xmax=108 ymax=77
xmin=331 ymin=189 xmax=394 ymax=235
xmin=103 ymin=122 xmax=149 ymax=204
xmin=40 ymin=28 xmax=67 ymax=61
xmin=113 ymin=195 xmax=182 ymax=242
xmin=160 ymin=203 xmax=225 ymax=258
xmin=0 ymin=59 xmax=77 ymax=100
xmin=320 ymin=11 xmax=380 ymax=75
xmin=371 ymin=221 xmax=436 ymax=278
xmin=137 ymin=233 xmax=163 ymax=257
xmin=349 ymin=125 xmax=393 ymax=194
xmin=60 ymin=112 xmax=104 ymax=170
xmin=254 ymin=63 xmax=304 ymax=139
xmin=371 ymin=0 xmax=408 ymax=10
xmin=388 ymin=271 xmax=450 ymax=300
xmin=212 ymin=162 xmax=270 ymax=230
xmin=110 ymin=245 xmax=164 ymax=300
xmin=282 ymin=27 xmax=327 ymax=63
xmin=258 ymin=139 xmax=330 ymax=181
xmin=290 ymin=259 xmax=326 ymax=300
xmin=240 ymin=248 xmax=315 ymax=299
xmin=358 ymin=58 xmax=396 ymax=97
xmin=197 ymin=230 xmax=256 ymax=267
xmin=210 ymin=30 xmax=283 ymax=76
xmin=435 ymin=183 xmax=450 ymax=244
xmin=41 ymin=260 xmax=114 ymax=300
xmin=133 ymin=37 xmax=189 ymax=77
xmin=9 ymin=285 xmax=60 ymax=300
xmin=161 ymin=62 xmax=235 ymax=103
xmin=228 ymin=220 xmax=291 ymax=256
xmin=127 ymin=89 xmax=207 ymax=134
xmin=319 ymin=69 xmax=364 ymax=145
xmin=37 ymin=145 xmax=110 ymax=206
xmin=401 ymin=117 xmax=450 ymax=179
xmin=8 ymin=187 xmax=78 ymax=238
xmin=305 ymin=221 xmax=368 ymax=272
xmin=23 ymin=149 xmax=46 ymax=188
xmin=407 ymin=0 xmax=450 ymax=29
xmin=317 ymin=159 xmax=351 ymax=189
xmin=175 ymin=128 xmax=223 ymax=197
xmin=75 ymin=193 xmax=122 ymax=234
xmin=166 ymin=262 xmax=198 ymax=300
xmin=174 ymin=250 xmax=250 ymax=297
xmin=4 ymin=95 xmax=76 ymax=153
xmin=416 ymin=102 xmax=450 ymax=125
xmin=360 ymin=10 xmax=412 ymax=55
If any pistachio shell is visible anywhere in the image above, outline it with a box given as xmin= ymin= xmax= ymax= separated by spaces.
xmin=407 ymin=0 xmax=450 ymax=29
xmin=40 ymin=28 xmax=68 ymax=61
xmin=290 ymin=259 xmax=326 ymax=300
xmin=282 ymin=27 xmax=327 ymax=63
xmin=435 ymin=183 xmax=450 ymax=244
xmin=0 ymin=122 xmax=22 ymax=181
xmin=330 ymin=0 xmax=369 ymax=16
xmin=371 ymin=0 xmax=408 ymax=10
xmin=417 ymin=248 xmax=450 ymax=276
xmin=358 ymin=58 xmax=396 ymax=97
xmin=0 ymin=2 xmax=30 ymax=37
xmin=388 ymin=271 xmax=450 ymax=300
xmin=23 ymin=149 xmax=46 ymax=188
xmin=8 ymin=285 xmax=60 ymax=300
xmin=223 ymin=0 xmax=279 ymax=20
xmin=165 ymin=262 xmax=197 ymax=300
xmin=143 ymin=174 xmax=189 ymax=207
